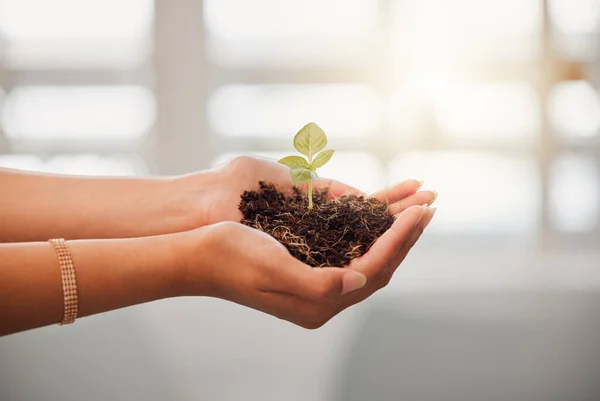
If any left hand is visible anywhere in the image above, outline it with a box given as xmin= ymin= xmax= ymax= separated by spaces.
xmin=173 ymin=204 xmax=436 ymax=329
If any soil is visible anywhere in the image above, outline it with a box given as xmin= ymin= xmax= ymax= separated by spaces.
xmin=239 ymin=181 xmax=394 ymax=267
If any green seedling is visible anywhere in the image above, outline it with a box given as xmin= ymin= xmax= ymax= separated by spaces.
xmin=278 ymin=122 xmax=335 ymax=211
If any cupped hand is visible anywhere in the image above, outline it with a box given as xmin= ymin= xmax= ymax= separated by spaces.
xmin=175 ymin=204 xmax=435 ymax=329
xmin=182 ymin=155 xmax=437 ymax=226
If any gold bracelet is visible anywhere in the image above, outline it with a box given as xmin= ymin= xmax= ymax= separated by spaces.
xmin=48 ymin=238 xmax=78 ymax=325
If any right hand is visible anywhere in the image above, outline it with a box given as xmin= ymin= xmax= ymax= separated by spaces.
xmin=173 ymin=204 xmax=435 ymax=329
xmin=177 ymin=155 xmax=437 ymax=227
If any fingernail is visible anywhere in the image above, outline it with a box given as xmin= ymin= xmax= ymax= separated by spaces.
xmin=417 ymin=180 xmax=424 ymax=189
xmin=431 ymin=190 xmax=438 ymax=203
xmin=341 ymin=272 xmax=367 ymax=295
xmin=414 ymin=204 xmax=428 ymax=226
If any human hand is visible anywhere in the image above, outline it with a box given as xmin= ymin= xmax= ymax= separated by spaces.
xmin=174 ymin=203 xmax=435 ymax=329
xmin=178 ymin=155 xmax=437 ymax=227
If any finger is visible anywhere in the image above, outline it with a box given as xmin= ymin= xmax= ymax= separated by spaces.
xmin=302 ymin=178 xmax=366 ymax=198
xmin=390 ymin=190 xmax=438 ymax=216
xmin=363 ymin=206 xmax=436 ymax=289
xmin=348 ymin=204 xmax=427 ymax=279
xmin=274 ymin=261 xmax=367 ymax=301
xmin=333 ymin=207 xmax=436 ymax=314
xmin=261 ymin=266 xmax=367 ymax=330
xmin=416 ymin=206 xmax=436 ymax=236
xmin=383 ymin=206 xmax=436 ymax=278
xmin=369 ymin=180 xmax=423 ymax=203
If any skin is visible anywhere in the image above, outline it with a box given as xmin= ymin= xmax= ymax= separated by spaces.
xmin=0 ymin=156 xmax=437 ymax=336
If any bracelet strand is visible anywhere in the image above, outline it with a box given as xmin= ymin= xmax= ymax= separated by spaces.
xmin=48 ymin=238 xmax=78 ymax=325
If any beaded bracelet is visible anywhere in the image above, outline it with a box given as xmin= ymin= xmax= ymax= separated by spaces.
xmin=48 ymin=238 xmax=78 ymax=325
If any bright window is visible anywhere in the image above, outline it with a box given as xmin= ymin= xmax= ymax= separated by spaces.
xmin=0 ymin=0 xmax=153 ymax=68
xmin=2 ymin=86 xmax=155 ymax=140
xmin=390 ymin=152 xmax=540 ymax=233
xmin=207 ymin=85 xmax=381 ymax=139
xmin=204 ymin=0 xmax=379 ymax=67
xmin=549 ymin=81 xmax=600 ymax=140
xmin=0 ymin=0 xmax=153 ymax=175
xmin=549 ymin=154 xmax=600 ymax=232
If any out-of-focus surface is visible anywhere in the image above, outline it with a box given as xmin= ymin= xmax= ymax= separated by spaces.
xmin=336 ymin=291 xmax=600 ymax=401
xmin=2 ymin=253 xmax=600 ymax=401
xmin=1 ymin=0 xmax=599 ymax=400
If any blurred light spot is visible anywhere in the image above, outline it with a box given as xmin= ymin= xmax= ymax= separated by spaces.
xmin=0 ymin=154 xmax=146 ymax=176
xmin=549 ymin=154 xmax=600 ymax=232
xmin=0 ymin=0 xmax=153 ymax=68
xmin=212 ymin=151 xmax=384 ymax=193
xmin=387 ymin=91 xmax=425 ymax=138
xmin=203 ymin=0 xmax=378 ymax=67
xmin=0 ymin=0 xmax=152 ymax=39
xmin=549 ymin=0 xmax=600 ymax=60
xmin=549 ymin=81 xmax=600 ymax=139
xmin=434 ymin=83 xmax=539 ymax=143
xmin=1 ymin=86 xmax=155 ymax=140
xmin=390 ymin=152 xmax=540 ymax=233
xmin=207 ymin=85 xmax=381 ymax=139
xmin=549 ymin=0 xmax=600 ymax=35
xmin=391 ymin=0 xmax=541 ymax=68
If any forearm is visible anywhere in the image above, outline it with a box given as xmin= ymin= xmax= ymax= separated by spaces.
xmin=0 ymin=234 xmax=181 ymax=336
xmin=0 ymin=168 xmax=217 ymax=242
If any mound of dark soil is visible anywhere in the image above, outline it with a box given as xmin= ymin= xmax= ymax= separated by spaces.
xmin=239 ymin=182 xmax=394 ymax=267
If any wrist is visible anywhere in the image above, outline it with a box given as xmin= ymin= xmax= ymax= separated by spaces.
xmin=167 ymin=227 xmax=216 ymax=297
xmin=166 ymin=170 xmax=222 ymax=230
xmin=149 ymin=233 xmax=188 ymax=298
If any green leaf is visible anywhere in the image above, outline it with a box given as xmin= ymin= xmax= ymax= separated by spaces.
xmin=278 ymin=155 xmax=309 ymax=168
xmin=290 ymin=167 xmax=318 ymax=185
xmin=310 ymin=149 xmax=335 ymax=169
xmin=293 ymin=122 xmax=327 ymax=159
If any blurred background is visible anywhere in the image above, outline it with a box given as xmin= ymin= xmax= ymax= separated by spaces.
xmin=1 ymin=0 xmax=600 ymax=400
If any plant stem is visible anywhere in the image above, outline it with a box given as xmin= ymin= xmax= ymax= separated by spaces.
xmin=308 ymin=179 xmax=313 ymax=210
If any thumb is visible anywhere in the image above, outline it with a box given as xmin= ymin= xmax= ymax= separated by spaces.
xmin=282 ymin=263 xmax=367 ymax=300
xmin=341 ymin=271 xmax=368 ymax=295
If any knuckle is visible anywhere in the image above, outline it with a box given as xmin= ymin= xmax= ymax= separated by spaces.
xmin=216 ymin=220 xmax=238 ymax=229
xmin=228 ymin=155 xmax=255 ymax=170
xmin=211 ymin=221 xmax=239 ymax=236
xmin=315 ymin=279 xmax=336 ymax=300
xmin=204 ymin=221 xmax=240 ymax=247
xmin=307 ymin=274 xmax=338 ymax=301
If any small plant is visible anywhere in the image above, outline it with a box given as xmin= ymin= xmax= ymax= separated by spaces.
xmin=278 ymin=122 xmax=335 ymax=211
